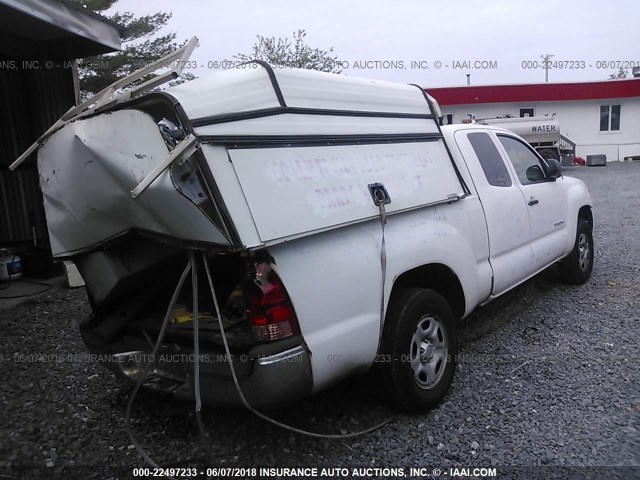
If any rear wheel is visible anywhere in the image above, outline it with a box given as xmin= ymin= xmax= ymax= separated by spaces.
xmin=559 ymin=218 xmax=593 ymax=284
xmin=380 ymin=288 xmax=457 ymax=412
xmin=538 ymin=148 xmax=559 ymax=161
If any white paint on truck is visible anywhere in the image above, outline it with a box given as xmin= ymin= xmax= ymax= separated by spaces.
xmin=228 ymin=141 xmax=463 ymax=242
xmin=27 ymin=64 xmax=593 ymax=410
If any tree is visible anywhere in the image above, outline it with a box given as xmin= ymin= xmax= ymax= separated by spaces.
xmin=71 ymin=0 xmax=195 ymax=98
xmin=609 ymin=67 xmax=628 ymax=79
xmin=235 ymin=30 xmax=342 ymax=73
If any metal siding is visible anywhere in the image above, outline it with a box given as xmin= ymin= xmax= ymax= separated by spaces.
xmin=0 ymin=62 xmax=75 ymax=248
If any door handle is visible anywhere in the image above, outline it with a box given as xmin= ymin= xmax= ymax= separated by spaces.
xmin=528 ymin=197 xmax=539 ymax=206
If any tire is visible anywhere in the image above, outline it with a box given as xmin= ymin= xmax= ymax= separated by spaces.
xmin=380 ymin=288 xmax=457 ymax=412
xmin=559 ymin=218 xmax=594 ymax=285
xmin=538 ymin=148 xmax=559 ymax=161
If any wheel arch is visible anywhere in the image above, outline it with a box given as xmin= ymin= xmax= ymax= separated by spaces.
xmin=389 ymin=263 xmax=466 ymax=320
xmin=578 ymin=205 xmax=593 ymax=229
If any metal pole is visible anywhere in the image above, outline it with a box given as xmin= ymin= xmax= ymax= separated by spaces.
xmin=541 ymin=53 xmax=554 ymax=83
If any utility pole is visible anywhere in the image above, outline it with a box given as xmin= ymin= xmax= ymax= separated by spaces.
xmin=541 ymin=53 xmax=554 ymax=82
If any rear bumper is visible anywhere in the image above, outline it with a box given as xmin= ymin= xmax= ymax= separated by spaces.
xmin=81 ymin=328 xmax=313 ymax=409
xmin=173 ymin=345 xmax=313 ymax=409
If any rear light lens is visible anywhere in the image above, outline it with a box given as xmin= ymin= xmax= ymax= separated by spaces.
xmin=247 ymin=262 xmax=299 ymax=342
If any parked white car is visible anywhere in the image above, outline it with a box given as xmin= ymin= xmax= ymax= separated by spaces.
xmin=24 ymin=61 xmax=593 ymax=412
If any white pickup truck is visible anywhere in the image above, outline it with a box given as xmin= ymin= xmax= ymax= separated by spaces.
xmin=18 ymin=57 xmax=593 ymax=412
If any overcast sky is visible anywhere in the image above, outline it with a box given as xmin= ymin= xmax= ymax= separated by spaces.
xmin=111 ymin=0 xmax=638 ymax=87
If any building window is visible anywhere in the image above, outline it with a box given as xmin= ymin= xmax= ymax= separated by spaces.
xmin=600 ymin=105 xmax=621 ymax=131
xmin=520 ymin=108 xmax=535 ymax=118
xmin=440 ymin=113 xmax=454 ymax=125
xmin=468 ymin=132 xmax=512 ymax=187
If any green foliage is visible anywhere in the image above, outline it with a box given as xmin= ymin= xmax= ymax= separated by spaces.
xmin=110 ymin=11 xmax=172 ymax=42
xmin=72 ymin=0 xmax=194 ymax=97
xmin=73 ymin=0 xmax=117 ymax=12
xmin=235 ymin=30 xmax=342 ymax=73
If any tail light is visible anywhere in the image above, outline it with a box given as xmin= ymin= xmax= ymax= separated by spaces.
xmin=246 ymin=262 xmax=299 ymax=342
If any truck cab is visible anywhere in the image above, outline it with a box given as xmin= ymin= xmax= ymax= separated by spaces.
xmin=445 ymin=124 xmax=592 ymax=296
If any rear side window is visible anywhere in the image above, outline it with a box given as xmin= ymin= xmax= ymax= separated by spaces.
xmin=467 ymin=132 xmax=512 ymax=187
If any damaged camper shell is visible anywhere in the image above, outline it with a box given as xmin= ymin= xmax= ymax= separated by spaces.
xmin=16 ymin=42 xmax=594 ymax=411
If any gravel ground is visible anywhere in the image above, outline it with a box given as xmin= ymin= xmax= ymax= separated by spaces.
xmin=1 ymin=162 xmax=638 ymax=479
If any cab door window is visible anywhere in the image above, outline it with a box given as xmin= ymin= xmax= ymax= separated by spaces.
xmin=497 ymin=135 xmax=547 ymax=185
xmin=468 ymin=132 xmax=512 ymax=187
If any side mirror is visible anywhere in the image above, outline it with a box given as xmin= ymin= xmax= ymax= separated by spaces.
xmin=526 ymin=165 xmax=546 ymax=182
xmin=545 ymin=158 xmax=562 ymax=180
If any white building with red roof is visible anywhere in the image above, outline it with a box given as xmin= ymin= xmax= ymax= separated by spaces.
xmin=427 ymin=78 xmax=640 ymax=162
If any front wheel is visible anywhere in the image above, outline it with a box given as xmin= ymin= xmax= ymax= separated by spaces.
xmin=380 ymin=288 xmax=457 ymax=412
xmin=559 ymin=218 xmax=594 ymax=284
